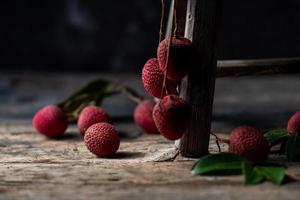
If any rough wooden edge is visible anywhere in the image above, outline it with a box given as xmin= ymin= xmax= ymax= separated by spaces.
xmin=179 ymin=0 xmax=223 ymax=158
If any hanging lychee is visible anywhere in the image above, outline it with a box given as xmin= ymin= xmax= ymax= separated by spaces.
xmin=142 ymin=58 xmax=178 ymax=98
xmin=153 ymin=95 xmax=191 ymax=140
xmin=157 ymin=36 xmax=193 ymax=81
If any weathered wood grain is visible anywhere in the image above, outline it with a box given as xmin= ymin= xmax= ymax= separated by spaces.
xmin=179 ymin=0 xmax=223 ymax=157
xmin=0 ymin=122 xmax=300 ymax=200
xmin=216 ymin=57 xmax=300 ymax=77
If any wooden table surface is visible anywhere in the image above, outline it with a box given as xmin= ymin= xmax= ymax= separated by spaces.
xmin=0 ymin=72 xmax=300 ymax=200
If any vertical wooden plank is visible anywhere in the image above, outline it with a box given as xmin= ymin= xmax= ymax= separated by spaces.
xmin=179 ymin=0 xmax=223 ymax=158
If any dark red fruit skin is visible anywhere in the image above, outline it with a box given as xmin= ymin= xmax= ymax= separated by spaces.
xmin=287 ymin=111 xmax=300 ymax=134
xmin=32 ymin=105 xmax=68 ymax=138
xmin=157 ymin=36 xmax=193 ymax=81
xmin=134 ymin=100 xmax=159 ymax=134
xmin=84 ymin=122 xmax=120 ymax=157
xmin=77 ymin=105 xmax=110 ymax=134
xmin=229 ymin=126 xmax=269 ymax=162
xmin=153 ymin=95 xmax=191 ymax=140
xmin=142 ymin=58 xmax=178 ymax=98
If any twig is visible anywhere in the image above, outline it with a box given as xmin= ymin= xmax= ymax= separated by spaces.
xmin=173 ymin=0 xmax=178 ymax=37
xmin=117 ymin=84 xmax=144 ymax=103
xmin=161 ymin=0 xmax=175 ymax=98
xmin=159 ymin=0 xmax=165 ymax=43
xmin=210 ymin=132 xmax=230 ymax=144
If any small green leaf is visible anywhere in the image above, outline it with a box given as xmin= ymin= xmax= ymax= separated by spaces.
xmin=57 ymin=79 xmax=143 ymax=121
xmin=242 ymin=161 xmax=285 ymax=185
xmin=286 ymin=134 xmax=300 ymax=162
xmin=191 ymin=153 xmax=244 ymax=175
xmin=254 ymin=166 xmax=285 ymax=185
xmin=264 ymin=129 xmax=289 ymax=141
xmin=242 ymin=160 xmax=264 ymax=185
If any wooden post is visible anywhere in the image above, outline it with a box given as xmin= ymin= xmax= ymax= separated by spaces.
xmin=179 ymin=0 xmax=223 ymax=158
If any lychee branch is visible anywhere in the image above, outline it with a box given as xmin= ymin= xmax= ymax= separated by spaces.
xmin=161 ymin=10 xmax=174 ymax=98
xmin=116 ymin=84 xmax=145 ymax=103
xmin=159 ymin=0 xmax=165 ymax=43
xmin=210 ymin=132 xmax=230 ymax=152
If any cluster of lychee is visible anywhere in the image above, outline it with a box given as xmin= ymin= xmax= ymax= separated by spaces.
xmin=33 ymin=105 xmax=119 ymax=157
xmin=136 ymin=36 xmax=193 ymax=141
xmin=226 ymin=111 xmax=300 ymax=162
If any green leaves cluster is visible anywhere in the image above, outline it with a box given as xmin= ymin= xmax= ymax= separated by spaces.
xmin=57 ymin=79 xmax=143 ymax=122
xmin=191 ymin=128 xmax=300 ymax=185
xmin=191 ymin=153 xmax=286 ymax=185
xmin=264 ymin=129 xmax=300 ymax=162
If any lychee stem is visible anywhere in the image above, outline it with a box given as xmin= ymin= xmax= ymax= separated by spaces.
xmin=159 ymin=0 xmax=165 ymax=43
xmin=210 ymin=132 xmax=230 ymax=144
xmin=117 ymin=84 xmax=144 ymax=103
xmin=173 ymin=0 xmax=178 ymax=37
xmin=161 ymin=1 xmax=175 ymax=98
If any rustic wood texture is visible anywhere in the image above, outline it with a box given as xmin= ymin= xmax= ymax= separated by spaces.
xmin=0 ymin=122 xmax=300 ymax=200
xmin=179 ymin=0 xmax=223 ymax=157
xmin=1 ymin=72 xmax=300 ymax=199
xmin=216 ymin=57 xmax=300 ymax=77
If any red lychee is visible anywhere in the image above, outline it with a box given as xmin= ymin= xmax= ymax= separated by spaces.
xmin=229 ymin=126 xmax=269 ymax=162
xmin=134 ymin=100 xmax=159 ymax=134
xmin=84 ymin=122 xmax=120 ymax=157
xmin=287 ymin=111 xmax=300 ymax=135
xmin=77 ymin=105 xmax=110 ymax=134
xmin=157 ymin=36 xmax=193 ymax=81
xmin=153 ymin=95 xmax=191 ymax=140
xmin=142 ymin=58 xmax=178 ymax=98
xmin=32 ymin=105 xmax=68 ymax=138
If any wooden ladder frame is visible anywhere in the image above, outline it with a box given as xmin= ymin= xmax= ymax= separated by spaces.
xmin=167 ymin=0 xmax=300 ymax=158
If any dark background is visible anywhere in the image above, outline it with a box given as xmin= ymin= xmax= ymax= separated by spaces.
xmin=0 ymin=0 xmax=300 ymax=71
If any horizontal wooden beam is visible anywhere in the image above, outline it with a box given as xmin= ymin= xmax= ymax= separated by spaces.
xmin=216 ymin=57 xmax=300 ymax=77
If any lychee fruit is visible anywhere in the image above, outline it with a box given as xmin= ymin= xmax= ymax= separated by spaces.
xmin=77 ymin=105 xmax=110 ymax=134
xmin=142 ymin=58 xmax=178 ymax=98
xmin=32 ymin=105 xmax=68 ymax=138
xmin=157 ymin=36 xmax=193 ymax=81
xmin=134 ymin=100 xmax=159 ymax=134
xmin=153 ymin=95 xmax=191 ymax=140
xmin=229 ymin=126 xmax=269 ymax=162
xmin=287 ymin=111 xmax=300 ymax=135
xmin=84 ymin=122 xmax=120 ymax=157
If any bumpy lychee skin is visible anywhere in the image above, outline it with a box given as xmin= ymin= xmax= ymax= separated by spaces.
xmin=84 ymin=123 xmax=120 ymax=157
xmin=77 ymin=105 xmax=110 ymax=134
xmin=32 ymin=105 xmax=68 ymax=138
xmin=134 ymin=100 xmax=159 ymax=134
xmin=229 ymin=126 xmax=269 ymax=162
xmin=142 ymin=58 xmax=178 ymax=98
xmin=157 ymin=36 xmax=193 ymax=81
xmin=287 ymin=111 xmax=300 ymax=135
xmin=153 ymin=95 xmax=191 ymax=140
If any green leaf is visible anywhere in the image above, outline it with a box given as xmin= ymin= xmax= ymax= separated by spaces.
xmin=191 ymin=153 xmax=244 ymax=175
xmin=286 ymin=134 xmax=300 ymax=162
xmin=242 ymin=160 xmax=285 ymax=185
xmin=242 ymin=160 xmax=264 ymax=185
xmin=57 ymin=79 xmax=143 ymax=121
xmin=264 ymin=129 xmax=289 ymax=141
xmin=254 ymin=166 xmax=285 ymax=185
